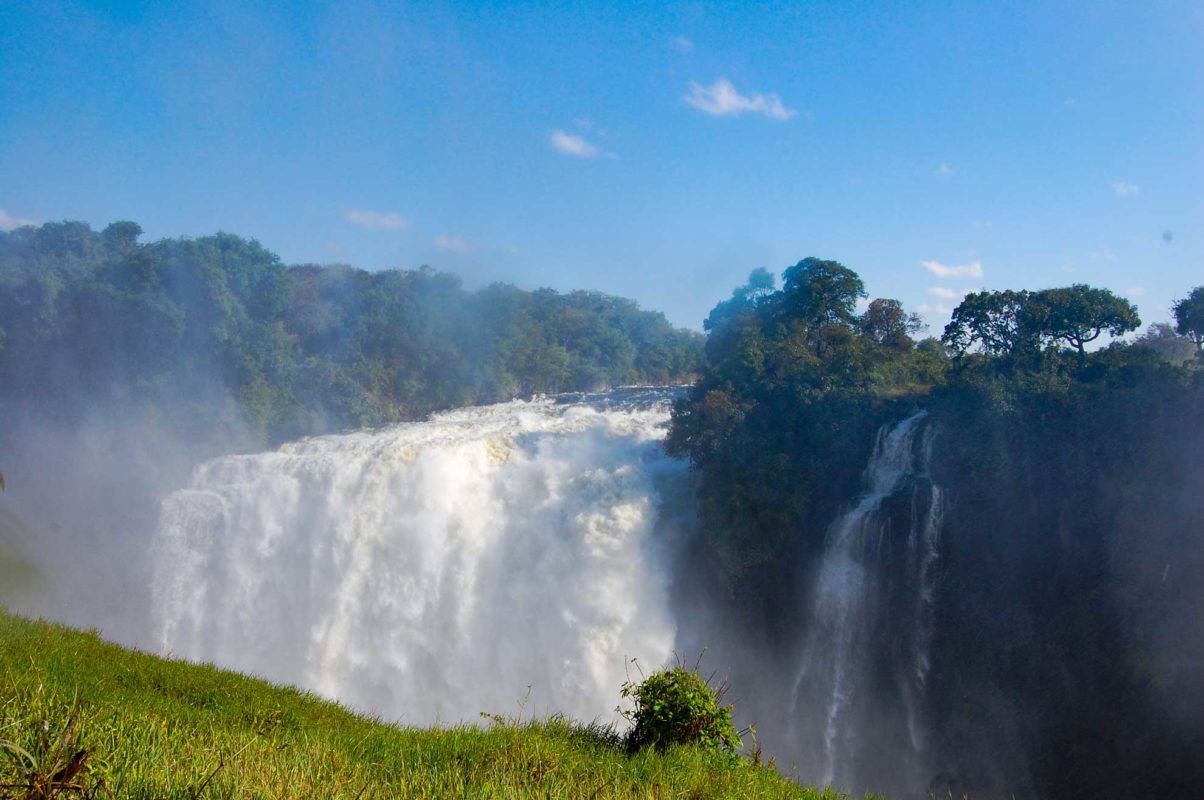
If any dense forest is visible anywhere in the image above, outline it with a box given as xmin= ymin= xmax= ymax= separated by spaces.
xmin=0 ymin=220 xmax=703 ymax=449
xmin=668 ymin=259 xmax=1204 ymax=798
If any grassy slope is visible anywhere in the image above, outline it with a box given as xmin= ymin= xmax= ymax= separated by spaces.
xmin=0 ymin=611 xmax=845 ymax=799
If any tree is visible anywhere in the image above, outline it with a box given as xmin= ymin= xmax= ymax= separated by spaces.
xmin=1135 ymin=323 xmax=1197 ymax=365
xmin=703 ymin=268 xmax=777 ymax=365
xmin=943 ymin=285 xmax=1139 ymax=358
xmin=860 ymin=298 xmax=925 ymax=347
xmin=1034 ymin=285 xmax=1140 ymax=356
xmin=1172 ymin=286 xmax=1204 ymax=352
xmin=703 ymin=268 xmax=775 ymax=333
xmin=779 ymin=257 xmax=866 ymax=330
xmin=942 ymin=290 xmax=1036 ymax=355
xmin=101 ymin=221 xmax=142 ymax=256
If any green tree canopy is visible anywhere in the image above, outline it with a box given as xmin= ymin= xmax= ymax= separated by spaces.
xmin=1035 ymin=284 xmax=1140 ymax=355
xmin=1173 ymin=286 xmax=1204 ymax=351
xmin=0 ymin=220 xmax=704 ymax=445
xmin=860 ymin=298 xmax=925 ymax=348
xmin=942 ymin=285 xmax=1139 ymax=357
xmin=942 ymin=289 xmax=1036 ymax=355
xmin=779 ymin=257 xmax=866 ymax=331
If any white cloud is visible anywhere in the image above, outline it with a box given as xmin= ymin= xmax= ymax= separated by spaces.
xmin=434 ymin=235 xmax=471 ymax=252
xmin=921 ymin=259 xmax=984 ymax=279
xmin=0 ymin=209 xmax=37 ymax=231
xmin=927 ymin=286 xmax=958 ymax=299
xmin=550 ymin=129 xmax=599 ymax=158
xmin=1111 ymin=181 xmax=1140 ymax=197
xmin=684 ymin=78 xmax=796 ymax=120
xmin=917 ymin=303 xmax=954 ymax=318
xmin=936 ymin=162 xmax=955 ymax=177
xmin=670 ymin=36 xmax=694 ymax=54
xmin=1125 ymin=286 xmax=1146 ymax=298
xmin=345 ymin=209 xmax=408 ymax=230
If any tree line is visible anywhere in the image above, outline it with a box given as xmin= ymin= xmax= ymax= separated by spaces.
xmin=0 ymin=221 xmax=703 ymax=445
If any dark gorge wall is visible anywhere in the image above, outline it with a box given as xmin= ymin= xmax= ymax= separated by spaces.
xmin=675 ymin=362 xmax=1204 ymax=799
xmin=923 ymin=365 xmax=1204 ymax=798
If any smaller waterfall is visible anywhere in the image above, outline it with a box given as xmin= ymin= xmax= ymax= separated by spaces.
xmin=899 ymin=426 xmax=943 ymax=756
xmin=789 ymin=412 xmax=944 ymax=793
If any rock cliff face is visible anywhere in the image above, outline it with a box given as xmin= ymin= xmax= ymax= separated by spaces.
xmin=920 ymin=384 xmax=1204 ymax=799
xmin=690 ymin=380 xmax=1204 ymax=799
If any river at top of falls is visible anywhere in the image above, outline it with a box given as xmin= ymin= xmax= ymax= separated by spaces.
xmin=151 ymin=389 xmax=688 ymax=726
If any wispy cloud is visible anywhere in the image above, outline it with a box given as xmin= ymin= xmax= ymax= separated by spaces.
xmin=917 ymin=302 xmax=955 ymax=318
xmin=670 ymin=36 xmax=694 ymax=54
xmin=921 ymin=259 xmax=984 ymax=279
xmin=1111 ymin=181 xmax=1140 ymax=197
xmin=927 ymin=286 xmax=958 ymax=299
xmin=936 ymin=162 xmax=955 ymax=177
xmin=0 ymin=209 xmax=37 ymax=231
xmin=1089 ymin=248 xmax=1116 ymax=261
xmin=434 ymin=235 xmax=471 ymax=252
xmin=550 ymin=129 xmax=600 ymax=158
xmin=684 ymin=78 xmax=795 ymax=120
xmin=345 ymin=209 xmax=408 ymax=230
xmin=1125 ymin=286 xmax=1146 ymax=298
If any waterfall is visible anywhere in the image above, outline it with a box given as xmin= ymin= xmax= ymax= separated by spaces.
xmin=151 ymin=392 xmax=686 ymax=725
xmin=789 ymin=412 xmax=944 ymax=794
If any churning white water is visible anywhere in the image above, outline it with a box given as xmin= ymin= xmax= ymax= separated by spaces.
xmin=789 ymin=412 xmax=944 ymax=792
xmin=151 ymin=391 xmax=687 ymax=725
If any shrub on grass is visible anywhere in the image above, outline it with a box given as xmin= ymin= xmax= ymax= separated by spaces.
xmin=619 ymin=659 xmax=741 ymax=755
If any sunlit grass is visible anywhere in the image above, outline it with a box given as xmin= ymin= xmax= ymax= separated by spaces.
xmin=0 ymin=610 xmax=852 ymax=799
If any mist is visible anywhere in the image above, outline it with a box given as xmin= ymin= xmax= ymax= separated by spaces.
xmin=0 ymin=219 xmax=700 ymax=630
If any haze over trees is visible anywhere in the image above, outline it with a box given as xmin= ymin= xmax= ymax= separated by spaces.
xmin=0 ymin=221 xmax=703 ymax=446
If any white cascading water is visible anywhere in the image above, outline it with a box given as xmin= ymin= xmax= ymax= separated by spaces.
xmin=899 ymin=425 xmax=943 ymax=757
xmin=151 ymin=391 xmax=686 ymax=725
xmin=789 ymin=412 xmax=944 ymax=792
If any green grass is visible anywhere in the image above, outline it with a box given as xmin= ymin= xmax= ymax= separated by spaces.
xmin=0 ymin=610 xmax=850 ymax=799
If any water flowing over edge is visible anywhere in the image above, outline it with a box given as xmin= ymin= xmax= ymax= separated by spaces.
xmin=151 ymin=394 xmax=687 ymax=726
xmin=789 ymin=412 xmax=945 ymax=793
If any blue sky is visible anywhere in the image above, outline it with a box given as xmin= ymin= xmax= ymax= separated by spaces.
xmin=1 ymin=1 xmax=1200 ymax=330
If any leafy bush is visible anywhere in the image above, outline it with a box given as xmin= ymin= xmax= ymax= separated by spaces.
xmin=620 ymin=660 xmax=741 ymax=755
